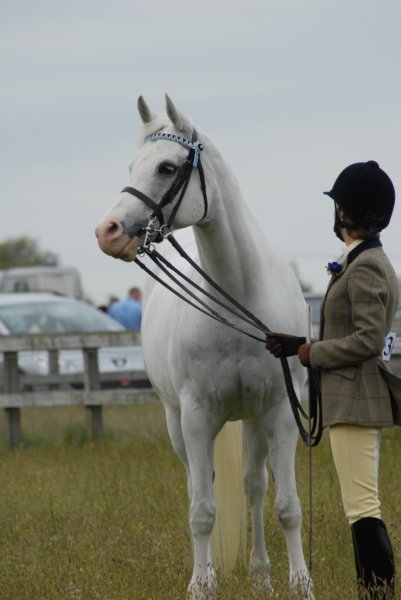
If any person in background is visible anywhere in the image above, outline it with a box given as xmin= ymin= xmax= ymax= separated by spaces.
xmin=266 ymin=160 xmax=401 ymax=599
xmin=107 ymin=287 xmax=142 ymax=331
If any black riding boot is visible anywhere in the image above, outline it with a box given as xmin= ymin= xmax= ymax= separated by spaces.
xmin=351 ymin=517 xmax=395 ymax=599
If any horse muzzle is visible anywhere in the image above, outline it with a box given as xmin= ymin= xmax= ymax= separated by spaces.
xmin=95 ymin=218 xmax=142 ymax=261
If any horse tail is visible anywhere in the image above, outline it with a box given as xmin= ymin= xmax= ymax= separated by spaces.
xmin=212 ymin=420 xmax=247 ymax=574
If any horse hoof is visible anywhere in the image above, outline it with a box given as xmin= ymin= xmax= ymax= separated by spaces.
xmin=251 ymin=574 xmax=274 ymax=595
xmin=188 ymin=581 xmax=215 ymax=600
xmin=188 ymin=569 xmax=217 ymax=600
xmin=290 ymin=572 xmax=314 ymax=600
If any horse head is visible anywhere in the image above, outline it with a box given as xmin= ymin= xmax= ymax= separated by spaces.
xmin=95 ymin=95 xmax=212 ymax=261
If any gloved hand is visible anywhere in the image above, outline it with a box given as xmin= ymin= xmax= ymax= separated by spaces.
xmin=265 ymin=332 xmax=307 ymax=358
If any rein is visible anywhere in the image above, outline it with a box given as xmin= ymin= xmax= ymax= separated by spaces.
xmin=124 ymin=129 xmax=323 ymax=448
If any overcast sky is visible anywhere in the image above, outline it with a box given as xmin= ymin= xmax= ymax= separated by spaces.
xmin=1 ymin=0 xmax=400 ymax=305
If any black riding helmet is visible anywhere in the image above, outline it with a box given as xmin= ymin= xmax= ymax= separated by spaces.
xmin=324 ymin=160 xmax=395 ymax=233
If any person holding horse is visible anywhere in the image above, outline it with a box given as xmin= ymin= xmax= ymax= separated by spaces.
xmin=266 ymin=160 xmax=401 ymax=598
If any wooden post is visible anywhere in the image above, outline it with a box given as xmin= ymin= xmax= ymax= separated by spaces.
xmin=48 ymin=348 xmax=59 ymax=390
xmin=83 ymin=347 xmax=103 ymax=440
xmin=3 ymin=351 xmax=21 ymax=448
xmin=86 ymin=405 xmax=103 ymax=439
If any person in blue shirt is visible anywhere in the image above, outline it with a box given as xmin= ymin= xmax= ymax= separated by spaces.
xmin=108 ymin=287 xmax=142 ymax=331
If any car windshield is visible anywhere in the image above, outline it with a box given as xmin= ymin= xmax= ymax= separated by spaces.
xmin=0 ymin=300 xmax=124 ymax=334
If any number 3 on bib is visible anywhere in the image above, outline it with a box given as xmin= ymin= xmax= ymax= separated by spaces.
xmin=382 ymin=331 xmax=397 ymax=362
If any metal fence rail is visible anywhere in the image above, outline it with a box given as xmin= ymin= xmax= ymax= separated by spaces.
xmin=0 ymin=331 xmax=158 ymax=448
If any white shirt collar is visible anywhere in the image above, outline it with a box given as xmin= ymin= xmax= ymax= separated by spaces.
xmin=335 ymin=239 xmax=364 ymax=266
xmin=344 ymin=239 xmax=364 ymax=256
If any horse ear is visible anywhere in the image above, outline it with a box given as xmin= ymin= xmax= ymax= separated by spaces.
xmin=165 ymin=94 xmax=191 ymax=133
xmin=137 ymin=96 xmax=155 ymax=124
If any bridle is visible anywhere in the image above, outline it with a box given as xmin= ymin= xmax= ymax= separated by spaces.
xmin=120 ymin=128 xmax=322 ymax=449
xmin=121 ymin=129 xmax=208 ymax=245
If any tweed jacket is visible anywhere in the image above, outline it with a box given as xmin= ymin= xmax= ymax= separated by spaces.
xmin=309 ymin=240 xmax=401 ymax=427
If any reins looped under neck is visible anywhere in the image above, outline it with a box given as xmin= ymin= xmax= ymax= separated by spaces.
xmin=134 ymin=233 xmax=323 ymax=448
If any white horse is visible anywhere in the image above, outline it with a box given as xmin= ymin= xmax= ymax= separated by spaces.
xmin=95 ymin=95 xmax=312 ymax=598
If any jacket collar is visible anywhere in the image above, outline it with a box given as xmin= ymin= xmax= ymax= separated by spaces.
xmin=320 ymin=239 xmax=383 ymax=337
xmin=324 ymin=238 xmax=382 ymax=301
xmin=346 ymin=238 xmax=382 ymax=266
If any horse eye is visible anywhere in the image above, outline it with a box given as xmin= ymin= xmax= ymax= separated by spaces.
xmin=158 ymin=161 xmax=177 ymax=175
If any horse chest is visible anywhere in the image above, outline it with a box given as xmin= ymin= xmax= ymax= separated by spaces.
xmin=169 ymin=335 xmax=273 ymax=413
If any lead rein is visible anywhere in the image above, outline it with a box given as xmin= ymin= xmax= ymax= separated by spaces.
xmin=128 ymin=128 xmax=322 ymax=446
xmin=135 ymin=234 xmax=322 ymax=447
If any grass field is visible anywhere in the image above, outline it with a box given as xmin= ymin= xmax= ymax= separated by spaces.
xmin=0 ymin=404 xmax=400 ymax=599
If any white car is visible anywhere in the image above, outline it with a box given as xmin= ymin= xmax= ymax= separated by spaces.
xmin=0 ymin=293 xmax=146 ymax=388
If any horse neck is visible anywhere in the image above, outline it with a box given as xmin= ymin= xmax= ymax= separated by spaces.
xmin=193 ymin=159 xmax=267 ymax=305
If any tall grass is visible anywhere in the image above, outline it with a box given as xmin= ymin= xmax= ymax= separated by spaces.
xmin=0 ymin=404 xmax=400 ymax=599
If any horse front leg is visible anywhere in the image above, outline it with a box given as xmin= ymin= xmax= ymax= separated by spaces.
xmin=242 ymin=420 xmax=273 ymax=592
xmin=266 ymin=402 xmax=314 ymax=599
xmin=181 ymin=400 xmax=218 ymax=598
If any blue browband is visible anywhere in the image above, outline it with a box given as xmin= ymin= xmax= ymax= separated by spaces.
xmin=145 ymin=132 xmax=204 ymax=167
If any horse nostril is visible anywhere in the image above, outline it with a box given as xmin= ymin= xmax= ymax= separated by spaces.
xmin=95 ymin=219 xmax=123 ymax=242
xmin=107 ymin=221 xmax=120 ymax=236
xmin=103 ymin=220 xmax=123 ymax=241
